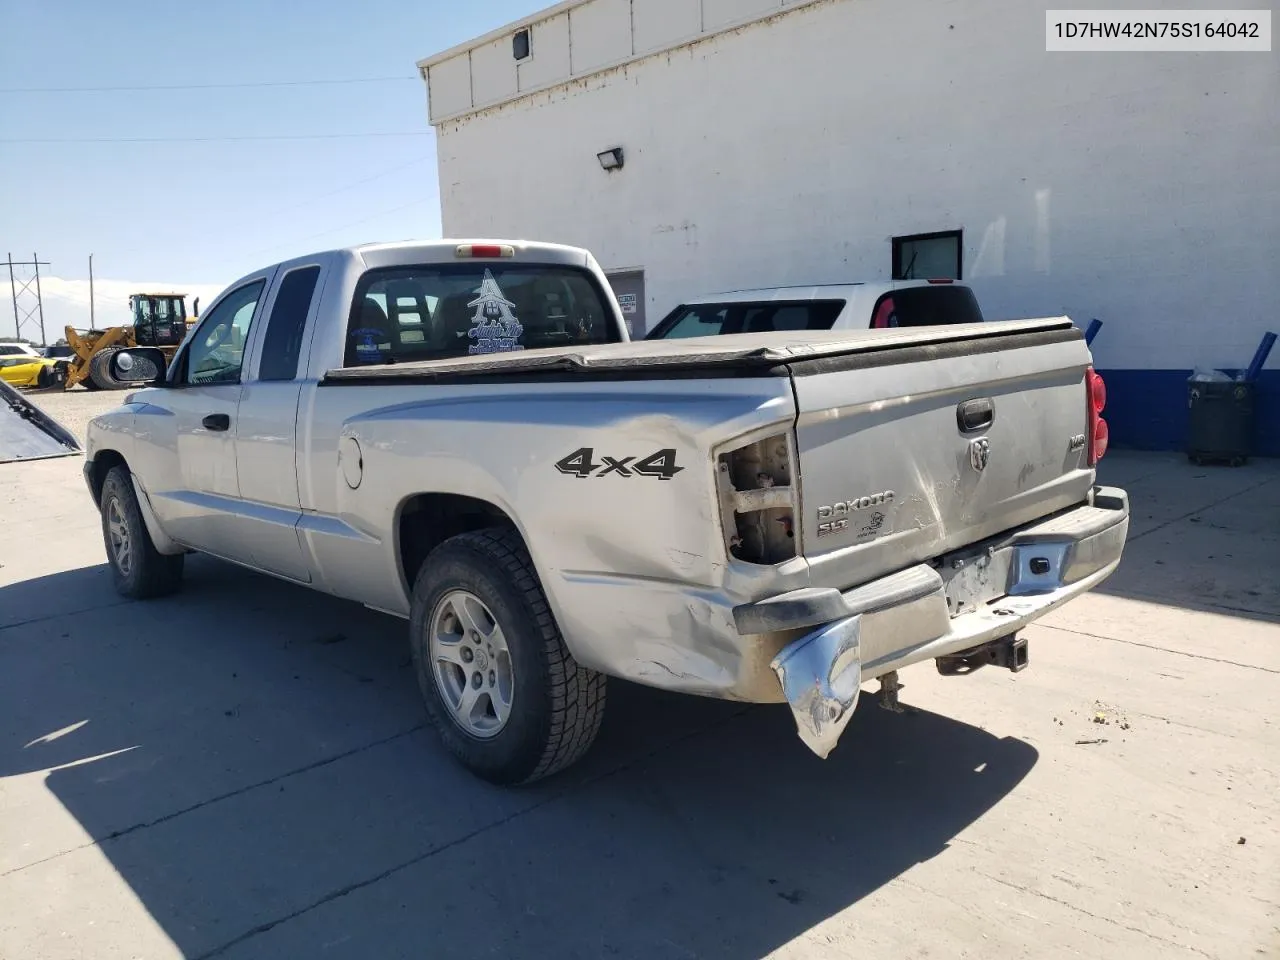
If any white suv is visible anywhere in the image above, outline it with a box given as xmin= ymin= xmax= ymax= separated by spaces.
xmin=646 ymin=279 xmax=985 ymax=339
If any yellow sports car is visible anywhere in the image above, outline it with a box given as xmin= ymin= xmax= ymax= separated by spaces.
xmin=0 ymin=343 xmax=69 ymax=389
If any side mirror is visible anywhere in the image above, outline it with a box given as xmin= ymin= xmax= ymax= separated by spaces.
xmin=109 ymin=347 xmax=168 ymax=386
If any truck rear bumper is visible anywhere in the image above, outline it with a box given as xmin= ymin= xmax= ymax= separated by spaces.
xmin=759 ymin=486 xmax=1129 ymax=759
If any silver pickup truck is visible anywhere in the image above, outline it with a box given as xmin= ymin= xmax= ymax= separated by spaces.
xmin=85 ymin=240 xmax=1128 ymax=784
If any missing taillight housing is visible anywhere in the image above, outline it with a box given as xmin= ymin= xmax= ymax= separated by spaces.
xmin=715 ymin=433 xmax=797 ymax=565
xmin=1086 ymin=367 xmax=1109 ymax=466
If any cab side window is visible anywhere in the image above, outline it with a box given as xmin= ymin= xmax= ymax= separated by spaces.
xmin=184 ymin=281 xmax=265 ymax=385
xmin=259 ymin=267 xmax=321 ymax=381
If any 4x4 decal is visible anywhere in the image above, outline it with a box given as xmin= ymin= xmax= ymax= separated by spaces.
xmin=555 ymin=447 xmax=683 ymax=480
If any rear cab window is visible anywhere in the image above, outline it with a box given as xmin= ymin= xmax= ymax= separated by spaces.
xmin=870 ymin=285 xmax=985 ymax=328
xmin=647 ymin=300 xmax=845 ymax=340
xmin=343 ymin=264 xmax=621 ymax=367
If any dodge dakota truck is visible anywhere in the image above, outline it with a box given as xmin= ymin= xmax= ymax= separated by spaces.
xmin=85 ymin=239 xmax=1128 ymax=785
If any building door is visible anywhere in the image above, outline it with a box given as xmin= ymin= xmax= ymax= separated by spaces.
xmin=607 ymin=270 xmax=646 ymax=338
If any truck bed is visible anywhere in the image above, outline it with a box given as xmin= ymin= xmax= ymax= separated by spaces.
xmin=322 ymin=317 xmax=1079 ymax=383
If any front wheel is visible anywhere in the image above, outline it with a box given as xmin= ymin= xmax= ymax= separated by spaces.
xmin=409 ymin=528 xmax=606 ymax=785
xmin=100 ymin=465 xmax=185 ymax=599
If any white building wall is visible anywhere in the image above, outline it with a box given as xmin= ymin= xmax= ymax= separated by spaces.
xmin=421 ymin=0 xmax=827 ymax=121
xmin=428 ymin=0 xmax=1278 ymax=375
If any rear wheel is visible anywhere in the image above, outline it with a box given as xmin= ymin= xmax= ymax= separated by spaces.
xmin=100 ymin=465 xmax=184 ymax=599
xmin=409 ymin=528 xmax=606 ymax=785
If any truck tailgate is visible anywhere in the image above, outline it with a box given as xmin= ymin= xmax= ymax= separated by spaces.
xmin=787 ymin=323 xmax=1095 ymax=590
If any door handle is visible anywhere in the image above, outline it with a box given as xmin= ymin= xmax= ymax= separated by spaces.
xmin=956 ymin=398 xmax=995 ymax=433
xmin=202 ymin=413 xmax=231 ymax=432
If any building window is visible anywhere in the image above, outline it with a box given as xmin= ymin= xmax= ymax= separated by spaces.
xmin=512 ymin=28 xmax=531 ymax=61
xmin=892 ymin=230 xmax=963 ymax=281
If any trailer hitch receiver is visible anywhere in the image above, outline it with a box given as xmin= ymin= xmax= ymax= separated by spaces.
xmin=936 ymin=634 xmax=1028 ymax=676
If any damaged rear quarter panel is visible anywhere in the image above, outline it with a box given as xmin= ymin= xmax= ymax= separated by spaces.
xmin=305 ymin=376 xmax=799 ymax=680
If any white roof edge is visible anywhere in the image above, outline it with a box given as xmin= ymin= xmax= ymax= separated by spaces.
xmin=415 ymin=0 xmax=585 ymax=73
xmin=418 ymin=0 xmax=829 ymax=124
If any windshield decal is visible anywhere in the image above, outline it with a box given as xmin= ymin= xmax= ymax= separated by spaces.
xmin=467 ymin=270 xmax=525 ymax=355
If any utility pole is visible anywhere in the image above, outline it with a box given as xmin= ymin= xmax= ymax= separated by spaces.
xmin=32 ymin=252 xmax=46 ymax=345
xmin=5 ymin=253 xmax=50 ymax=344
xmin=7 ymin=254 xmax=17 ymax=338
xmin=89 ymin=254 xmax=96 ymax=329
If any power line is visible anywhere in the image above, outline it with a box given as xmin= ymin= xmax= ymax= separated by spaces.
xmin=0 ymin=76 xmax=419 ymax=94
xmin=212 ymin=196 xmax=437 ymax=273
xmin=225 ymin=195 xmax=435 ymax=267
xmin=285 ymin=196 xmax=437 ymax=245
xmin=1 ymin=132 xmax=432 ymax=144
xmin=56 ymin=156 xmax=436 ymax=283
xmin=254 ymin=156 xmax=433 ymax=221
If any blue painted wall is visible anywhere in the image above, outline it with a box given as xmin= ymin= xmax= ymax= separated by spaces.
xmin=1099 ymin=369 xmax=1279 ymax=457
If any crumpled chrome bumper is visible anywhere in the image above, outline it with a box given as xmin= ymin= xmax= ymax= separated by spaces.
xmin=766 ymin=486 xmax=1129 ymax=759
xmin=771 ymin=617 xmax=864 ymax=759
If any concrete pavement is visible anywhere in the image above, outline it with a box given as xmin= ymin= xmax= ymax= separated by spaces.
xmin=2 ymin=391 xmax=1277 ymax=959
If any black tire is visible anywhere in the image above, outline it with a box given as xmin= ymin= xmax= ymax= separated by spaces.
xmin=81 ymin=370 xmax=103 ymax=391
xmin=409 ymin=528 xmax=606 ymax=785
xmin=100 ymin=465 xmax=185 ymax=599
xmin=89 ymin=348 xmax=128 ymax=390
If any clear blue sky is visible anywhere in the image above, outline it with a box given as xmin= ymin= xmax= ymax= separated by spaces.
xmin=0 ymin=0 xmax=541 ymax=335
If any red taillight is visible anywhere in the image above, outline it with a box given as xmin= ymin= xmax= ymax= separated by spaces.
xmin=1092 ymin=417 xmax=1110 ymax=464
xmin=455 ymin=243 xmax=514 ymax=259
xmin=1086 ymin=366 xmax=1108 ymax=466
xmin=927 ymin=278 xmax=954 ymax=284
xmin=1090 ymin=370 xmax=1106 ymax=412
xmin=872 ymin=297 xmax=895 ymax=328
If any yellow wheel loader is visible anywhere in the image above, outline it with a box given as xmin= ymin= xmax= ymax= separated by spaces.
xmin=65 ymin=293 xmax=199 ymax=390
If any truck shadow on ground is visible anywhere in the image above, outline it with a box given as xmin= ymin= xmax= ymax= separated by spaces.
xmin=2 ymin=558 xmax=1038 ymax=959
